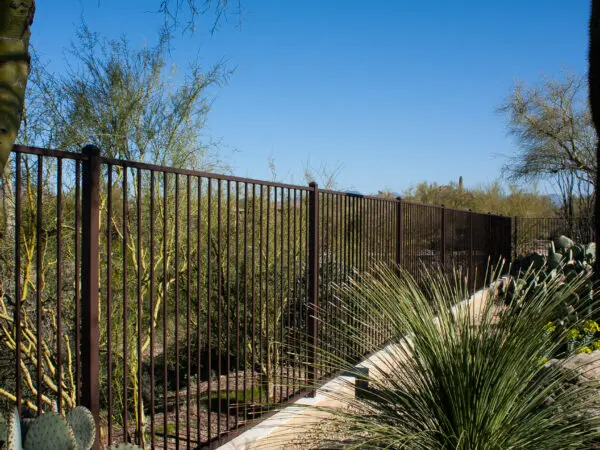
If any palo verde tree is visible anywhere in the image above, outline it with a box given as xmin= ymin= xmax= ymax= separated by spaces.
xmin=0 ymin=0 xmax=237 ymax=176
xmin=0 ymin=23 xmax=230 ymax=443
xmin=28 ymin=25 xmax=230 ymax=167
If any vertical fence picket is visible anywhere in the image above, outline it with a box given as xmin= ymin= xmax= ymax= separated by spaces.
xmin=81 ymin=145 xmax=101 ymax=450
xmin=14 ymin=152 xmax=22 ymax=413
xmin=468 ymin=210 xmax=474 ymax=295
xmin=307 ymin=182 xmax=319 ymax=397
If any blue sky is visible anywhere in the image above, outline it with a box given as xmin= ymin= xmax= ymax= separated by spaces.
xmin=31 ymin=1 xmax=590 ymax=195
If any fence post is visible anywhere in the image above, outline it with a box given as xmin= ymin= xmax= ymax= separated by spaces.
xmin=440 ymin=205 xmax=446 ymax=273
xmin=468 ymin=209 xmax=474 ymax=294
xmin=504 ymin=217 xmax=510 ymax=267
xmin=81 ymin=145 xmax=101 ymax=449
xmin=487 ymin=212 xmax=493 ymax=274
xmin=395 ymin=197 xmax=403 ymax=271
xmin=513 ymin=216 xmax=518 ymax=260
xmin=307 ymin=181 xmax=319 ymax=397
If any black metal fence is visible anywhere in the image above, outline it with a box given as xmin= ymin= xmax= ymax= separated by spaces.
xmin=0 ymin=145 xmax=512 ymax=449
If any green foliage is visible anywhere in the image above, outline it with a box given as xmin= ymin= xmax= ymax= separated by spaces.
xmin=204 ymin=388 xmax=266 ymax=417
xmin=291 ymin=265 xmax=600 ymax=449
xmin=153 ymin=421 xmax=177 ymax=437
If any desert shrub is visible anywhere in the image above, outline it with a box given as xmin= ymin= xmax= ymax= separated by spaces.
xmin=288 ymin=264 xmax=600 ymax=449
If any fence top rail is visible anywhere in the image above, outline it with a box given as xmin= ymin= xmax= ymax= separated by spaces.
xmin=12 ymin=144 xmax=89 ymax=161
xmin=318 ymin=190 xmax=510 ymax=218
xmin=403 ymin=199 xmax=510 ymax=219
xmin=319 ymin=188 xmax=398 ymax=203
xmin=517 ymin=216 xmax=589 ymax=220
xmin=101 ymin=156 xmax=311 ymax=191
xmin=9 ymin=145 xmax=510 ymax=219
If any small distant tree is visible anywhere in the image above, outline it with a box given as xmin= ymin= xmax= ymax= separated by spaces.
xmin=302 ymin=159 xmax=343 ymax=190
xmin=499 ymin=72 xmax=596 ymax=220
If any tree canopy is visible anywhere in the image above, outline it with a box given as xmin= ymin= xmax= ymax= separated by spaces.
xmin=20 ymin=25 xmax=231 ymax=171
xmin=500 ymin=72 xmax=596 ymax=218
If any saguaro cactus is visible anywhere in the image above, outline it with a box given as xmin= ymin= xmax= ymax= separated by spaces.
xmin=0 ymin=0 xmax=35 ymax=174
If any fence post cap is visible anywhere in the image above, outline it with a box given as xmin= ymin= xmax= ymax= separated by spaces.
xmin=396 ymin=196 xmax=402 ymax=201
xmin=82 ymin=145 xmax=101 ymax=157
xmin=309 ymin=181 xmax=318 ymax=188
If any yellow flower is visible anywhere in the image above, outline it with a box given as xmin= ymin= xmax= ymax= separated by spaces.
xmin=543 ymin=322 xmax=556 ymax=333
xmin=567 ymin=328 xmax=581 ymax=340
xmin=575 ymin=346 xmax=592 ymax=354
xmin=582 ymin=320 xmax=600 ymax=334
xmin=593 ymin=340 xmax=600 ymax=351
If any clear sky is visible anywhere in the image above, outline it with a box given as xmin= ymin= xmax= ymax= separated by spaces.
xmin=31 ymin=1 xmax=590 ymax=195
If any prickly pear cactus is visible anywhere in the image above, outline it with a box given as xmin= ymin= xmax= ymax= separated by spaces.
xmin=66 ymin=407 xmax=95 ymax=450
xmin=554 ymin=235 xmax=574 ymax=253
xmin=586 ymin=242 xmax=596 ymax=262
xmin=503 ymin=235 xmax=596 ymax=311
xmin=6 ymin=408 xmax=21 ymax=450
xmin=502 ymin=234 xmax=598 ymax=357
xmin=547 ymin=251 xmax=563 ymax=270
xmin=22 ymin=412 xmax=76 ymax=450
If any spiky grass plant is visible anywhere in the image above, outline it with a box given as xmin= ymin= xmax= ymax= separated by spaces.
xmin=290 ymin=265 xmax=600 ymax=449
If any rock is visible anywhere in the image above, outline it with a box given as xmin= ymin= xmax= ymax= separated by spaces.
xmin=543 ymin=352 xmax=600 ymax=420
xmin=561 ymin=351 xmax=600 ymax=387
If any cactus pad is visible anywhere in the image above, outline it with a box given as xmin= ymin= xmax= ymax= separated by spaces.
xmin=553 ymin=235 xmax=574 ymax=252
xmin=66 ymin=406 xmax=96 ymax=450
xmin=547 ymin=252 xmax=563 ymax=270
xmin=585 ymin=242 xmax=596 ymax=263
xmin=23 ymin=412 xmax=76 ymax=450
xmin=6 ymin=407 xmax=21 ymax=450
xmin=570 ymin=244 xmax=585 ymax=262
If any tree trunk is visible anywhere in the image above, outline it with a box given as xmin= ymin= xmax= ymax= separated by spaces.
xmin=591 ymin=1 xmax=600 ymax=285
xmin=0 ymin=0 xmax=35 ymax=175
